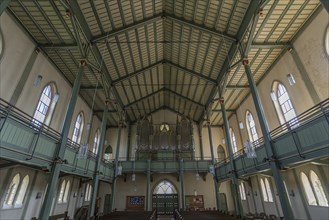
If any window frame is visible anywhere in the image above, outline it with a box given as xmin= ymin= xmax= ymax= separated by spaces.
xmin=246 ymin=111 xmax=258 ymax=143
xmin=260 ymin=177 xmax=274 ymax=203
xmin=92 ymin=129 xmax=100 ymax=154
xmin=239 ymin=182 xmax=247 ymax=201
xmin=3 ymin=174 xmax=21 ymax=209
xmin=72 ymin=112 xmax=84 ymax=144
xmin=230 ymin=128 xmax=238 ymax=153
xmin=324 ymin=24 xmax=329 ymax=60
xmin=14 ymin=175 xmax=29 ymax=207
xmin=308 ymin=170 xmax=328 ymax=207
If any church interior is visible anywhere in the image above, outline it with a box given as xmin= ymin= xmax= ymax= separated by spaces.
xmin=0 ymin=0 xmax=328 ymax=219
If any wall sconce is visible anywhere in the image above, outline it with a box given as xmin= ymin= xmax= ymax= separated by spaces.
xmin=132 ymin=173 xmax=136 ymax=182
xmin=254 ymin=191 xmax=258 ymax=196
xmin=36 ymin=192 xmax=42 ymax=199
xmin=222 ymin=138 xmax=226 ymax=144
xmin=33 ymin=75 xmax=43 ymax=87
xmin=247 ymin=191 xmax=250 ymax=196
xmin=73 ymin=192 xmax=77 ymax=198
xmin=270 ymin=91 xmax=277 ymax=101
xmin=287 ymin=73 xmax=296 ymax=85
xmin=194 ymin=189 xmax=198 ymax=196
xmin=81 ymin=193 xmax=84 ymax=197
xmin=239 ymin=121 xmax=244 ymax=129
xmin=289 ymin=190 xmax=295 ymax=197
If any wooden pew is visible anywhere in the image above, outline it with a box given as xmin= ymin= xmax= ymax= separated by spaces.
xmin=31 ymin=211 xmax=69 ymax=220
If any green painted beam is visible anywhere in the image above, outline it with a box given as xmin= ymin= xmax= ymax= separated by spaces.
xmin=200 ymin=0 xmax=263 ymax=124
xmin=165 ymin=13 xmax=236 ymax=42
xmin=112 ymin=60 xmax=163 ymax=84
xmin=320 ymin=0 xmax=329 ymax=13
xmin=0 ymin=0 xmax=10 ymax=16
xmin=166 ymin=60 xmax=217 ymax=84
xmin=92 ymin=13 xmax=163 ymax=43
xmin=66 ymin=0 xmax=129 ymax=122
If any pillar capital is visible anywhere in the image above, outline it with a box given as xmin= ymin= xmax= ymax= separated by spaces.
xmin=80 ymin=59 xmax=87 ymax=66
xmin=242 ymin=58 xmax=249 ymax=66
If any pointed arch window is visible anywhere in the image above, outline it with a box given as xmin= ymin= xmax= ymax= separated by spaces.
xmin=217 ymin=145 xmax=225 ymax=162
xmin=32 ymin=84 xmax=58 ymax=127
xmin=15 ymin=175 xmax=29 ymax=206
xmin=92 ymin=129 xmax=100 ymax=154
xmin=230 ymin=128 xmax=238 ymax=153
xmin=57 ymin=180 xmax=70 ymax=203
xmin=85 ymin=184 xmax=92 ymax=201
xmin=72 ymin=112 xmax=84 ymax=144
xmin=3 ymin=174 xmax=20 ymax=208
xmin=154 ymin=180 xmax=177 ymax=194
xmin=260 ymin=177 xmax=273 ymax=202
xmin=239 ymin=182 xmax=247 ymax=200
xmin=301 ymin=170 xmax=329 ymax=207
xmin=301 ymin=172 xmax=317 ymax=206
xmin=246 ymin=111 xmax=258 ymax=142
xmin=277 ymin=83 xmax=297 ymax=124
xmin=104 ymin=145 xmax=113 ymax=162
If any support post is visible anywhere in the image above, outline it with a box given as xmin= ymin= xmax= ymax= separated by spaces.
xmin=220 ymin=98 xmax=243 ymax=217
xmin=146 ymin=159 xmax=151 ymax=211
xmin=207 ymin=124 xmax=221 ymax=211
xmin=320 ymin=0 xmax=329 ymax=13
xmin=38 ymin=60 xmax=86 ymax=219
xmin=126 ymin=124 xmax=132 ymax=160
xmin=88 ymin=105 xmax=108 ymax=219
xmin=198 ymin=124 xmax=204 ymax=160
xmin=110 ymin=125 xmax=122 ymax=211
xmin=179 ymin=159 xmax=186 ymax=210
xmin=207 ymin=124 xmax=215 ymax=164
xmin=0 ymin=0 xmax=10 ymax=15
xmin=242 ymin=60 xmax=294 ymax=220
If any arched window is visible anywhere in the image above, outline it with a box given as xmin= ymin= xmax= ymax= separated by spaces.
xmin=275 ymin=83 xmax=297 ymax=126
xmin=15 ymin=175 xmax=29 ymax=206
xmin=32 ymin=84 xmax=58 ymax=127
xmin=246 ymin=111 xmax=258 ymax=142
xmin=217 ymin=145 xmax=225 ymax=162
xmin=104 ymin=145 xmax=113 ymax=162
xmin=63 ymin=181 xmax=70 ymax=203
xmin=230 ymin=128 xmax=238 ymax=153
xmin=260 ymin=177 xmax=273 ymax=202
xmin=239 ymin=182 xmax=246 ymax=200
xmin=58 ymin=180 xmax=66 ymax=203
xmin=72 ymin=112 xmax=84 ymax=144
xmin=154 ymin=180 xmax=177 ymax=194
xmin=3 ymin=174 xmax=20 ymax=208
xmin=264 ymin=178 xmax=273 ymax=202
xmin=310 ymin=171 xmax=328 ymax=207
xmin=85 ymin=184 xmax=92 ymax=201
xmin=301 ymin=172 xmax=317 ymax=205
xmin=92 ymin=129 xmax=100 ymax=154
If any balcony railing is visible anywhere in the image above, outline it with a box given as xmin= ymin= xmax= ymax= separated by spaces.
xmin=215 ymin=98 xmax=329 ymax=181
xmin=0 ymin=98 xmax=114 ymax=181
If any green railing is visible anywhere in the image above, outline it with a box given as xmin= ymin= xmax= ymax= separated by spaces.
xmin=0 ymin=98 xmax=114 ymax=182
xmin=215 ymin=98 xmax=329 ymax=182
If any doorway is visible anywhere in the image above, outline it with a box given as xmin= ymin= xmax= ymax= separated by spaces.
xmin=152 ymin=180 xmax=178 ymax=215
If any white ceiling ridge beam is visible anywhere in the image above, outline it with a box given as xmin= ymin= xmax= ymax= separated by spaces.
xmin=164 ymin=13 xmax=236 ymax=42
xmin=92 ymin=13 xmax=164 ymax=43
